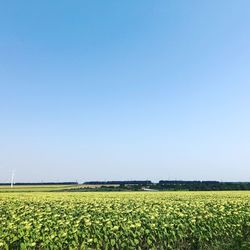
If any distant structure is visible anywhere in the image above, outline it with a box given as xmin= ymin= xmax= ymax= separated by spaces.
xmin=141 ymin=187 xmax=158 ymax=192
xmin=10 ymin=170 xmax=15 ymax=188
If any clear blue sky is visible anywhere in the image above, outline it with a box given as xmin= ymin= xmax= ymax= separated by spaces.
xmin=0 ymin=1 xmax=250 ymax=182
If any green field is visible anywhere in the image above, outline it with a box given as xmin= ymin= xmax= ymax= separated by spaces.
xmin=0 ymin=184 xmax=118 ymax=192
xmin=0 ymin=190 xmax=249 ymax=249
xmin=0 ymin=185 xmax=74 ymax=192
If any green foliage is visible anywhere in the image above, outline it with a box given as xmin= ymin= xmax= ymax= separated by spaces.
xmin=0 ymin=191 xmax=249 ymax=249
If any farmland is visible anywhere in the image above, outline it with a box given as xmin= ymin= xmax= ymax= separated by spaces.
xmin=0 ymin=185 xmax=74 ymax=192
xmin=0 ymin=191 xmax=249 ymax=249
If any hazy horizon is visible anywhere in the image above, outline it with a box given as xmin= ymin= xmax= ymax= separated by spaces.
xmin=1 ymin=1 xmax=250 ymax=182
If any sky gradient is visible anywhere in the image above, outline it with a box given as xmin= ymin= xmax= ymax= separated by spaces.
xmin=1 ymin=1 xmax=250 ymax=182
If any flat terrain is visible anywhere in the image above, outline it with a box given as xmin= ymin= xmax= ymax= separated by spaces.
xmin=0 ymin=184 xmax=118 ymax=192
xmin=0 ymin=185 xmax=75 ymax=192
xmin=0 ymin=190 xmax=249 ymax=249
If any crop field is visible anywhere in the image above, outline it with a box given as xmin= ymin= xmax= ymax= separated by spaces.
xmin=0 ymin=191 xmax=249 ymax=249
xmin=0 ymin=185 xmax=74 ymax=192
xmin=0 ymin=184 xmax=117 ymax=193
